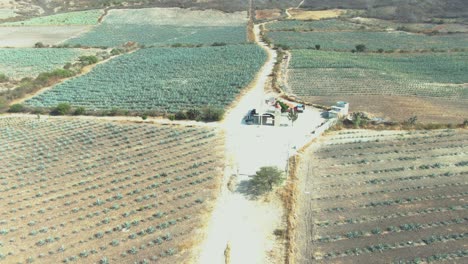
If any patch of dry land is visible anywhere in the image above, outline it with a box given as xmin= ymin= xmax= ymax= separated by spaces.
xmin=294 ymin=129 xmax=468 ymax=263
xmin=0 ymin=26 xmax=91 ymax=47
xmin=256 ymin=9 xmax=283 ymax=20
xmin=288 ymin=9 xmax=345 ymax=20
xmin=0 ymin=117 xmax=224 ymax=264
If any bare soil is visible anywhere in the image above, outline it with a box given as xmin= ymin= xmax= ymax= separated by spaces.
xmin=294 ymin=129 xmax=468 ymax=263
xmin=0 ymin=25 xmax=92 ymax=47
xmin=302 ymin=95 xmax=468 ymax=124
xmin=0 ymin=117 xmax=224 ymax=264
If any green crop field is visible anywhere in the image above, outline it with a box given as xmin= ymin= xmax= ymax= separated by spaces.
xmin=66 ymin=8 xmax=248 ymax=47
xmin=66 ymin=24 xmax=248 ymax=47
xmin=0 ymin=117 xmax=223 ymax=264
xmin=287 ymin=50 xmax=468 ymax=99
xmin=2 ymin=10 xmax=103 ymax=26
xmin=25 ymin=45 xmax=266 ymax=112
xmin=295 ymin=129 xmax=468 ymax=263
xmin=266 ymin=19 xmax=364 ymax=32
xmin=266 ymin=31 xmax=468 ymax=51
xmin=0 ymin=48 xmax=97 ymax=79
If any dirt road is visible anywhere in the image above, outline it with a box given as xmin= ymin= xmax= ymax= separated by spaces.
xmin=196 ymin=24 xmax=326 ymax=264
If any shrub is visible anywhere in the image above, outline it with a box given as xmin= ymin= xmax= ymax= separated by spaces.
xmin=355 ymin=44 xmax=366 ymax=52
xmin=186 ymin=109 xmax=201 ymax=120
xmin=79 ymin=55 xmax=98 ymax=65
xmin=51 ymin=103 xmax=71 ymax=115
xmin=73 ymin=107 xmax=86 ymax=115
xmin=175 ymin=111 xmax=187 ymax=120
xmin=200 ymin=106 xmax=224 ymax=122
xmin=0 ymin=73 xmax=8 ymax=83
xmin=8 ymin=104 xmax=26 ymax=113
xmin=248 ymin=166 xmax=284 ymax=195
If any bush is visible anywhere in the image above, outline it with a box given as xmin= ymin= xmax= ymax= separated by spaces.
xmin=8 ymin=104 xmax=26 ymax=113
xmin=248 ymin=166 xmax=284 ymax=196
xmin=51 ymin=103 xmax=71 ymax=115
xmin=79 ymin=55 xmax=98 ymax=65
xmin=200 ymin=106 xmax=224 ymax=122
xmin=73 ymin=107 xmax=86 ymax=115
xmin=356 ymin=44 xmax=367 ymax=52
xmin=0 ymin=73 xmax=8 ymax=83
xmin=186 ymin=109 xmax=201 ymax=120
xmin=174 ymin=111 xmax=187 ymax=120
xmin=212 ymin=42 xmax=227 ymax=46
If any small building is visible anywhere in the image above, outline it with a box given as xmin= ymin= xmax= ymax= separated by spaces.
xmin=252 ymin=113 xmax=275 ymax=126
xmin=327 ymin=101 xmax=349 ymax=118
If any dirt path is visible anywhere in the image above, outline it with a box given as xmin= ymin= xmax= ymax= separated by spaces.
xmin=196 ymin=23 xmax=327 ymax=264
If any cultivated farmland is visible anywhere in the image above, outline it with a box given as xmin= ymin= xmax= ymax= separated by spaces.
xmin=295 ymin=129 xmax=468 ymax=263
xmin=287 ymin=50 xmax=468 ymax=98
xmin=25 ymin=45 xmax=266 ymax=113
xmin=266 ymin=31 xmax=468 ymax=51
xmin=0 ymin=117 xmax=224 ymax=264
xmin=0 ymin=26 xmax=92 ymax=48
xmin=0 ymin=48 xmax=98 ymax=79
xmin=284 ymin=49 xmax=468 ymax=122
xmin=66 ymin=8 xmax=249 ymax=47
xmin=2 ymin=10 xmax=103 ymax=26
xmin=266 ymin=19 xmax=364 ymax=32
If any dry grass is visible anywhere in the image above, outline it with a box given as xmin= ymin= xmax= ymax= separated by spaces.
xmin=280 ymin=154 xmax=301 ymax=264
xmin=255 ymin=9 xmax=283 ymax=20
xmin=288 ymin=9 xmax=345 ymax=20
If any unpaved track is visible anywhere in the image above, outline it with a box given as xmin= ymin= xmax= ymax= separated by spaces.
xmin=196 ymin=24 xmax=281 ymax=264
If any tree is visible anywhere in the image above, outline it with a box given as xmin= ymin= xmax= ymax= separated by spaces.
xmin=288 ymin=109 xmax=298 ymax=126
xmin=249 ymin=166 xmax=284 ymax=195
xmin=51 ymin=103 xmax=71 ymax=115
xmin=34 ymin=42 xmax=45 ymax=48
xmin=355 ymin=44 xmax=367 ymax=52
xmin=0 ymin=73 xmax=8 ymax=83
xmin=8 ymin=104 xmax=26 ymax=113
xmin=186 ymin=109 xmax=201 ymax=120
xmin=200 ymin=106 xmax=224 ymax=122
xmin=315 ymin=44 xmax=321 ymax=50
xmin=73 ymin=107 xmax=86 ymax=115
xmin=79 ymin=55 xmax=98 ymax=65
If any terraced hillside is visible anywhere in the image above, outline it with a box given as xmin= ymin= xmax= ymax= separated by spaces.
xmin=295 ymin=129 xmax=468 ymax=263
xmin=0 ymin=117 xmax=223 ymax=264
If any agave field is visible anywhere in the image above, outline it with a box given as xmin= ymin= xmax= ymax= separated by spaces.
xmin=0 ymin=48 xmax=98 ymax=79
xmin=287 ymin=50 xmax=468 ymax=99
xmin=295 ymin=129 xmax=468 ymax=263
xmin=266 ymin=19 xmax=364 ymax=32
xmin=266 ymin=31 xmax=468 ymax=51
xmin=0 ymin=117 xmax=224 ymax=264
xmin=25 ymin=45 xmax=266 ymax=112
xmin=2 ymin=10 xmax=103 ymax=26
xmin=66 ymin=8 xmax=248 ymax=47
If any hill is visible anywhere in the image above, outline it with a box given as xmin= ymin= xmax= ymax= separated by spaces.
xmin=303 ymin=0 xmax=468 ymax=22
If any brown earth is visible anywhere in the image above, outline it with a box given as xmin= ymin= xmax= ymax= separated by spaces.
xmin=0 ymin=117 xmax=224 ymax=264
xmin=293 ymin=129 xmax=468 ymax=263
xmin=302 ymin=95 xmax=468 ymax=124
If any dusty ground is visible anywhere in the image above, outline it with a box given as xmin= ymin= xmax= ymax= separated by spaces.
xmin=287 ymin=9 xmax=345 ymax=20
xmin=195 ymin=24 xmax=327 ymax=264
xmin=0 ymin=26 xmax=92 ymax=47
xmin=0 ymin=116 xmax=224 ymax=264
xmin=295 ymin=129 xmax=468 ymax=263
xmin=255 ymin=9 xmax=283 ymax=20
xmin=302 ymin=95 xmax=468 ymax=124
